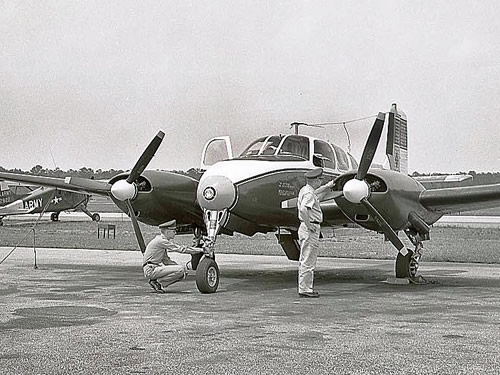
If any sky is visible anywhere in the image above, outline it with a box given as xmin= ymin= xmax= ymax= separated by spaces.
xmin=1 ymin=1 xmax=499 ymax=174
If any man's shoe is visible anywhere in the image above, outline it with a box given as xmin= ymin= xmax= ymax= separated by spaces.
xmin=299 ymin=291 xmax=320 ymax=298
xmin=149 ymin=280 xmax=166 ymax=293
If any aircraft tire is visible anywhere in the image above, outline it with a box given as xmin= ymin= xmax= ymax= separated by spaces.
xmin=92 ymin=213 xmax=101 ymax=222
xmin=395 ymin=249 xmax=413 ymax=278
xmin=195 ymin=257 xmax=219 ymax=294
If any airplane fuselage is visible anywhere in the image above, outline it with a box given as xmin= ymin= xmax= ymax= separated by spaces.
xmin=0 ymin=187 xmax=90 ymax=217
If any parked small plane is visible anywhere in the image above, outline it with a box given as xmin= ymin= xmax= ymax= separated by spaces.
xmin=1 ymin=104 xmax=499 ymax=293
xmin=0 ymin=181 xmax=100 ymax=225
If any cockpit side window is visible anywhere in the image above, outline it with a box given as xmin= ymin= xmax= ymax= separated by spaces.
xmin=332 ymin=144 xmax=349 ymax=171
xmin=240 ymin=137 xmax=267 ymax=157
xmin=277 ymin=135 xmax=309 ymax=160
xmin=313 ymin=140 xmax=336 ymax=169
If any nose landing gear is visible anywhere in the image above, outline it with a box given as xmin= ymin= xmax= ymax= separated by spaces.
xmin=190 ymin=222 xmax=223 ymax=294
xmin=195 ymin=256 xmax=220 ymax=293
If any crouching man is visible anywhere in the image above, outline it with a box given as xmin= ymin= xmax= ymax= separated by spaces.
xmin=143 ymin=219 xmax=204 ymax=293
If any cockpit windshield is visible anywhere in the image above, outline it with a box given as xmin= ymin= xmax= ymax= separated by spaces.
xmin=239 ymin=135 xmax=309 ymax=160
xmin=240 ymin=137 xmax=268 ymax=157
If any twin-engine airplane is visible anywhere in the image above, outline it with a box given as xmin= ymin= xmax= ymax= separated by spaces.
xmin=0 ymin=181 xmax=101 ymax=225
xmin=1 ymin=103 xmax=499 ymax=293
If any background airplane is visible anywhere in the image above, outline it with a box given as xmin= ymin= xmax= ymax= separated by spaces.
xmin=0 ymin=180 xmax=100 ymax=225
xmin=1 ymin=103 xmax=499 ymax=294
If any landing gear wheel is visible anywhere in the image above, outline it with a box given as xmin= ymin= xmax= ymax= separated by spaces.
xmin=195 ymin=257 xmax=219 ymax=294
xmin=50 ymin=212 xmax=59 ymax=222
xmin=91 ymin=213 xmax=101 ymax=222
xmin=395 ymin=249 xmax=413 ymax=279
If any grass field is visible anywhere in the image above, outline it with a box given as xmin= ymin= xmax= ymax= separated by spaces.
xmin=1 ymin=219 xmax=499 ymax=264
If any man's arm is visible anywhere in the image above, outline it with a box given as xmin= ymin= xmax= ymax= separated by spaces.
xmin=158 ymin=238 xmax=204 ymax=255
xmin=168 ymin=242 xmax=204 ymax=255
xmin=315 ymin=180 xmax=334 ymax=200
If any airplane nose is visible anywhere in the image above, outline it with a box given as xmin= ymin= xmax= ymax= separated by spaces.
xmin=197 ymin=175 xmax=237 ymax=211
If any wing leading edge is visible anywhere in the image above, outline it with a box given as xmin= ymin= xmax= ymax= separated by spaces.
xmin=419 ymin=183 xmax=500 ymax=214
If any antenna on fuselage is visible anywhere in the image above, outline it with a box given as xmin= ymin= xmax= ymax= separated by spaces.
xmin=290 ymin=122 xmax=323 ymax=135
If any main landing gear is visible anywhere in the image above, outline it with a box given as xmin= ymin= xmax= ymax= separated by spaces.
xmin=395 ymin=229 xmax=428 ymax=284
xmin=77 ymin=203 xmax=101 ymax=222
xmin=190 ymin=225 xmax=220 ymax=293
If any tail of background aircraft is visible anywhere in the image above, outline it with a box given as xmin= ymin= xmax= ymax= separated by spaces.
xmin=0 ymin=180 xmax=16 ymax=206
xmin=385 ymin=103 xmax=408 ymax=175
xmin=0 ymin=180 xmax=17 ymax=207
xmin=0 ymin=180 xmax=36 ymax=207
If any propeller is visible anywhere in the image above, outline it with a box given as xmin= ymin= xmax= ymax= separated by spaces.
xmin=125 ymin=199 xmax=146 ymax=252
xmin=110 ymin=131 xmax=165 ymax=253
xmin=338 ymin=112 xmax=405 ymax=251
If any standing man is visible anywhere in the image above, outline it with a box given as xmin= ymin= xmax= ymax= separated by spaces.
xmin=297 ymin=167 xmax=333 ymax=298
xmin=143 ymin=219 xmax=204 ymax=293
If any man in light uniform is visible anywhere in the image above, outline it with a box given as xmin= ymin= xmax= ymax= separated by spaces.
xmin=143 ymin=219 xmax=204 ymax=293
xmin=297 ymin=167 xmax=333 ymax=298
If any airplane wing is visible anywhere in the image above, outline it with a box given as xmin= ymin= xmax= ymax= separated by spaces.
xmin=320 ymin=199 xmax=353 ymax=226
xmin=419 ymin=183 xmax=500 ymax=214
xmin=282 ymin=196 xmax=351 ymax=227
xmin=0 ymin=172 xmax=111 ymax=196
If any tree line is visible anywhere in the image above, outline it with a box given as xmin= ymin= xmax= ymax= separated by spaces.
xmin=0 ymin=165 xmax=125 ymax=180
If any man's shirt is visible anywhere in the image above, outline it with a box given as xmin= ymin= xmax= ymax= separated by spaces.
xmin=143 ymin=235 xmax=191 ymax=265
xmin=297 ymin=184 xmax=323 ymax=223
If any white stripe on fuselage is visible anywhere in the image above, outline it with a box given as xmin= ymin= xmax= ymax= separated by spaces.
xmin=203 ymin=159 xmax=318 ymax=184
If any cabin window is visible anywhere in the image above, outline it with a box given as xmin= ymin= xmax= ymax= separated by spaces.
xmin=332 ymin=144 xmax=349 ymax=171
xmin=277 ymin=135 xmax=309 ymax=160
xmin=313 ymin=140 xmax=336 ymax=169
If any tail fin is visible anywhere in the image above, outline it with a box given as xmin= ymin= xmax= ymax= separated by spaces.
xmin=0 ymin=180 xmax=16 ymax=206
xmin=385 ymin=103 xmax=408 ymax=175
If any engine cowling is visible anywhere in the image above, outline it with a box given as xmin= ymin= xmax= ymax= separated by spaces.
xmin=332 ymin=169 xmax=430 ymax=232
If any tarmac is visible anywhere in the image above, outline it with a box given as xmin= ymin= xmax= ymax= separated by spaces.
xmin=0 ymin=247 xmax=499 ymax=374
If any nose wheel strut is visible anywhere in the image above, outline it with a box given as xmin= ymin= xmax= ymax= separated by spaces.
xmin=192 ymin=209 xmax=228 ymax=293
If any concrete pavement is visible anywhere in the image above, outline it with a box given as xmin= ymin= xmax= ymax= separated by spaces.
xmin=0 ymin=247 xmax=499 ymax=374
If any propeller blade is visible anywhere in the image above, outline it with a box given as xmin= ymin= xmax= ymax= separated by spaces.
xmin=356 ymin=112 xmax=386 ymax=181
xmin=125 ymin=199 xmax=146 ymax=253
xmin=360 ymin=198 xmax=405 ymax=251
xmin=126 ymin=131 xmax=165 ymax=184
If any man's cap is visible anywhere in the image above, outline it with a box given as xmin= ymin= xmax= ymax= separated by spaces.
xmin=305 ymin=168 xmax=323 ymax=179
xmin=159 ymin=219 xmax=176 ymax=229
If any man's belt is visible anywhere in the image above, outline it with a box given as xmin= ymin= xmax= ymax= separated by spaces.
xmin=301 ymin=221 xmax=321 ymax=224
xmin=143 ymin=261 xmax=159 ymax=267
